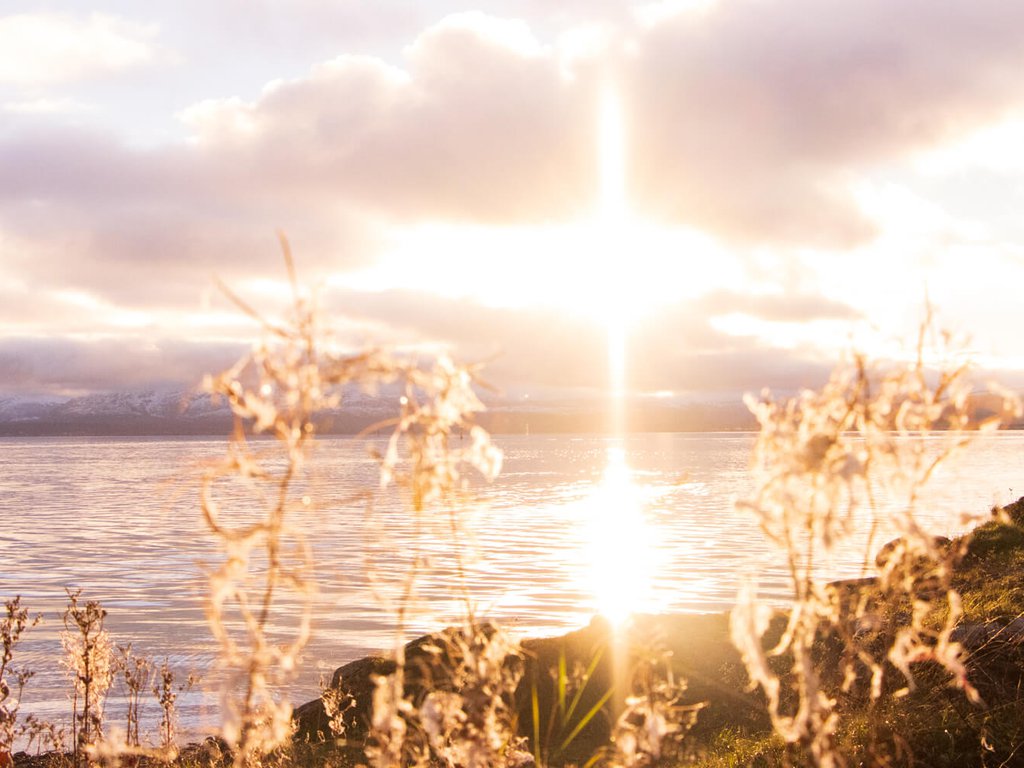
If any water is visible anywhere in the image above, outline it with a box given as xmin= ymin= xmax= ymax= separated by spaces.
xmin=2 ymin=432 xmax=1023 ymax=744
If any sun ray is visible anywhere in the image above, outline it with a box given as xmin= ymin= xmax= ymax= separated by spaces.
xmin=599 ymin=79 xmax=629 ymax=433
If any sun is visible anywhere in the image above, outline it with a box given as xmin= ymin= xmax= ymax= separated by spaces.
xmin=335 ymin=81 xmax=738 ymax=327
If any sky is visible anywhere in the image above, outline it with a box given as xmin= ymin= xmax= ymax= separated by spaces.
xmin=4 ymin=0 xmax=1024 ymax=404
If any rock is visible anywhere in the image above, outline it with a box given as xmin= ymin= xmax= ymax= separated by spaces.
xmin=291 ymin=616 xmax=618 ymax=748
xmin=292 ymin=654 xmax=395 ymax=742
xmin=997 ymin=496 xmax=1024 ymax=527
xmin=292 ymin=612 xmax=752 ymax=762
xmin=874 ymin=535 xmax=952 ymax=569
xmin=951 ymin=618 xmax=1024 ymax=649
xmin=294 ymin=622 xmax=516 ymax=743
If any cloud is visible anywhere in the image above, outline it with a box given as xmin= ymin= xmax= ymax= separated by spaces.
xmin=0 ymin=12 xmax=158 ymax=87
xmin=694 ymin=290 xmax=862 ymax=324
xmin=181 ymin=12 xmax=595 ymax=223
xmin=0 ymin=271 xmax=912 ymax=400
xmin=0 ymin=11 xmax=595 ymax=323
xmin=626 ymin=0 xmax=1024 ymax=245
xmin=0 ymin=336 xmax=243 ymax=395
xmin=3 ymin=3 xmax=1024 ymax=400
xmin=321 ymin=286 xmax=844 ymax=396
xmin=6 ymin=2 xmax=1024 ymax=285
xmin=0 ymin=125 xmax=381 ymax=311
xmin=173 ymin=2 xmax=1024 ymax=246
xmin=2 ymin=98 xmax=94 ymax=115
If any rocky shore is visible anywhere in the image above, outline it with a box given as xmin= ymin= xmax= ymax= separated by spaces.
xmin=287 ymin=498 xmax=1024 ymax=766
xmin=292 ymin=611 xmax=757 ymax=762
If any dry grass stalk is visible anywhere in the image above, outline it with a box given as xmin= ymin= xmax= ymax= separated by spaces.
xmin=20 ymin=714 xmax=67 ymax=757
xmin=354 ymin=327 xmax=524 ymax=767
xmin=1 ymin=597 xmax=40 ymax=760
xmin=152 ymin=660 xmax=195 ymax=756
xmin=201 ymin=237 xmax=505 ymax=766
xmin=365 ymin=622 xmax=528 ymax=768
xmin=62 ymin=590 xmax=114 ymax=767
xmin=607 ymin=640 xmax=701 ymax=767
xmin=113 ymin=645 xmax=151 ymax=749
xmin=731 ymin=319 xmax=1022 ymax=767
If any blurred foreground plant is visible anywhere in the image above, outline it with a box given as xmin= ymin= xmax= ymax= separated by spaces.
xmin=731 ymin=319 xmax=1022 ymax=767
xmin=201 ymin=237 xmax=505 ymax=766
xmin=609 ymin=628 xmax=703 ymax=768
xmin=529 ymin=646 xmax=613 ymax=767
xmin=366 ymin=622 xmax=527 ymax=768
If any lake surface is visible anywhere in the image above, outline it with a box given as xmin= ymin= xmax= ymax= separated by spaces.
xmin=2 ymin=432 xmax=1023 ymax=744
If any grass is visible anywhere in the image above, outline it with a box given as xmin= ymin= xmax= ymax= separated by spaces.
xmin=690 ymin=729 xmax=784 ymax=768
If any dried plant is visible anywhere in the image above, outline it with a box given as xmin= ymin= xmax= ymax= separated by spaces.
xmin=607 ymin=644 xmax=700 ymax=768
xmin=20 ymin=713 xmax=68 ymax=757
xmin=0 ymin=596 xmax=40 ymax=759
xmin=62 ymin=590 xmax=114 ymax=766
xmin=365 ymin=622 xmax=527 ymax=768
xmin=113 ymin=645 xmax=151 ymax=748
xmin=318 ymin=674 xmax=356 ymax=742
xmin=200 ymin=236 xmax=503 ymax=766
xmin=360 ymin=350 xmax=503 ymax=637
xmin=357 ymin=339 xmax=518 ymax=768
xmin=83 ymin=657 xmax=193 ymax=768
xmin=731 ymin=318 xmax=1022 ymax=767
xmin=201 ymin=238 xmax=380 ymax=764
xmin=151 ymin=660 xmax=195 ymax=756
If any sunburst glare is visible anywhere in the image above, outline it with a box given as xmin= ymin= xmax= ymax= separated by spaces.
xmin=582 ymin=81 xmax=661 ymax=629
xmin=599 ymin=78 xmax=629 ymax=434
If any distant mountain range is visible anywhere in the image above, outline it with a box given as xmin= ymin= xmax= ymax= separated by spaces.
xmin=0 ymin=387 xmax=760 ymax=436
xmin=3 ymin=385 xmax=1020 ymax=437
xmin=0 ymin=388 xmax=395 ymax=436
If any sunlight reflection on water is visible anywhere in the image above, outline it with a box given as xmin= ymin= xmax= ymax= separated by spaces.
xmin=2 ymin=432 xmax=1023 ymax=739
xmin=580 ymin=446 xmax=661 ymax=625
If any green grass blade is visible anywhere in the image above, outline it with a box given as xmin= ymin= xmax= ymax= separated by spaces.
xmin=531 ymin=675 xmax=541 ymax=765
xmin=559 ymin=686 xmax=615 ymax=753
xmin=564 ymin=646 xmax=605 ymax=725
xmin=557 ymin=650 xmax=567 ymax=722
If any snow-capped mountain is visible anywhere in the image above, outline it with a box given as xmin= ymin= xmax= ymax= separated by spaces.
xmin=0 ymin=395 xmax=67 ymax=422
xmin=49 ymin=390 xmax=224 ymax=419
